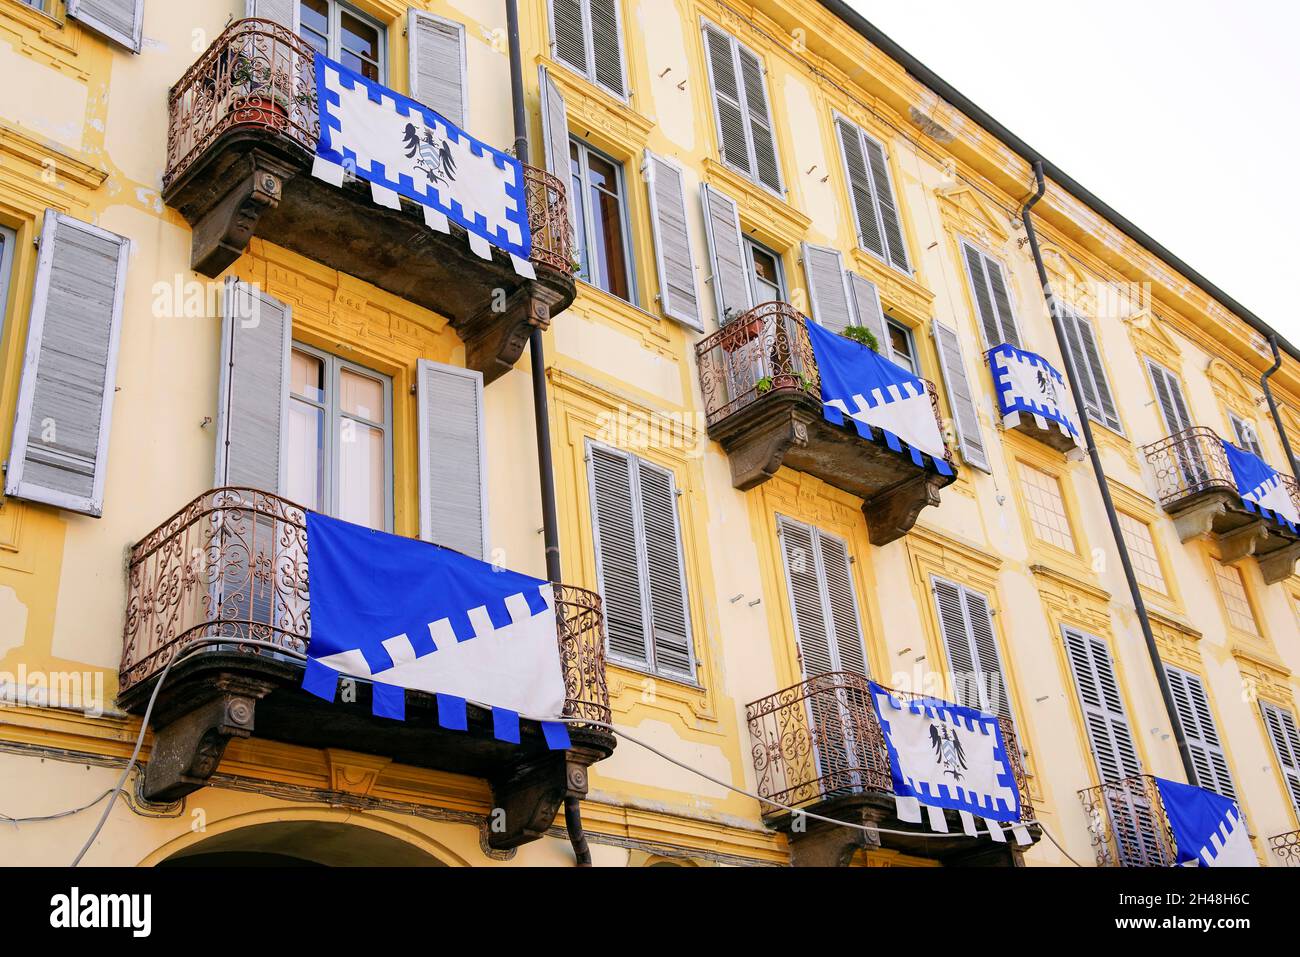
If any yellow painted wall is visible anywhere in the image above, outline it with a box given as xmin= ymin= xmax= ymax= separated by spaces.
xmin=1 ymin=0 xmax=1298 ymax=866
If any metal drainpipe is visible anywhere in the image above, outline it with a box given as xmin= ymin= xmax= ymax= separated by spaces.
xmin=505 ymin=0 xmax=591 ymax=867
xmin=1022 ymin=161 xmax=1199 ymax=787
xmin=1261 ymin=335 xmax=1300 ymax=484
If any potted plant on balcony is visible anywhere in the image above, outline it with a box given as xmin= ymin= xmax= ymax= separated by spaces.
xmin=227 ymin=49 xmax=313 ymax=130
xmin=839 ymin=324 xmax=880 ymax=352
xmin=720 ymin=305 xmax=768 ymax=352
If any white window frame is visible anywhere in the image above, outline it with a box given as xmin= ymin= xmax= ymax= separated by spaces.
xmin=289 ymin=342 xmax=394 ymax=532
xmin=299 ymin=0 xmax=387 ymax=82
xmin=1228 ymin=410 xmax=1263 ymax=457
xmin=547 ymin=0 xmax=630 ymax=102
xmin=743 ymin=235 xmax=785 ymax=306
xmin=885 ymin=317 xmax=917 ymax=374
xmin=701 ymin=19 xmax=783 ymax=197
xmin=585 ymin=439 xmax=697 ymax=682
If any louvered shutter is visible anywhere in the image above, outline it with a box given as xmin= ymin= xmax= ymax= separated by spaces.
xmin=214 ymin=278 xmax=291 ymax=493
xmin=1147 ymin=360 xmax=1192 ymax=435
xmin=780 ymin=518 xmax=834 ymax=678
xmin=1230 ymin=413 xmax=1263 ymax=457
xmin=963 ymin=588 xmax=1013 ymax=724
xmin=246 ymin=0 xmax=298 ymax=31
xmin=68 ymin=0 xmax=145 ymax=52
xmin=588 ymin=0 xmax=626 ymax=98
xmin=932 ymin=578 xmax=1012 ymax=724
xmin=1261 ymin=701 xmax=1300 ymax=816
xmin=1167 ymin=667 xmax=1235 ymax=799
xmin=539 ymin=67 xmax=572 ymax=201
xmin=550 ymin=0 xmax=590 ymax=79
xmin=846 ymin=272 xmax=886 ymax=349
xmin=6 ymin=212 xmax=129 ymax=517
xmin=933 ymin=577 xmax=977 ymax=705
xmin=416 ymin=360 xmax=487 ymax=560
xmin=836 ymin=117 xmax=884 ymax=260
xmin=703 ymin=25 xmax=751 ymax=178
xmin=409 ymin=10 xmax=467 ymax=128
xmin=637 ymin=459 xmax=694 ymax=678
xmin=932 ymin=320 xmax=989 ymax=472
xmin=589 ymin=445 xmax=649 ymax=666
xmin=861 ymin=136 xmax=908 ymax=272
xmin=1062 ymin=309 xmax=1121 ymax=432
xmin=645 ymin=152 xmax=701 ymax=330
xmin=961 ymin=242 xmax=1020 ymax=349
xmin=819 ymin=531 xmax=867 ymax=676
xmin=700 ymin=184 xmax=753 ymax=323
xmin=801 ymin=243 xmax=853 ymax=333
xmin=737 ymin=45 xmax=780 ymax=192
xmin=1064 ymin=628 xmax=1142 ymax=784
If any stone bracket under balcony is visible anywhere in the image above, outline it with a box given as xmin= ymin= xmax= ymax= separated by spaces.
xmin=710 ymin=390 xmax=949 ymax=547
xmin=163 ymin=19 xmax=575 ymax=385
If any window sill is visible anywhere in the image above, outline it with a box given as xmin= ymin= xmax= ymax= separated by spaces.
xmin=702 ymin=158 xmax=810 ymax=251
xmin=538 ymin=54 xmax=654 ymax=157
xmin=608 ymin=657 xmax=702 ymax=691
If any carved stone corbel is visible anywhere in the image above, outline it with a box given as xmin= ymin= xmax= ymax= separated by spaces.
xmin=459 ymin=280 xmax=564 ymax=385
xmin=864 ymin=473 xmax=945 ymax=546
xmin=1218 ymin=519 xmax=1268 ymax=563
xmin=720 ymin=406 xmax=812 ymax=490
xmin=1170 ymin=495 xmax=1230 ymax=542
xmin=188 ymin=152 xmax=295 ymax=277
xmin=142 ymin=674 xmax=274 ymax=802
xmin=1258 ymin=540 xmax=1300 ymax=584
xmin=787 ymin=805 xmax=882 ymax=867
xmin=486 ymin=747 xmax=597 ymax=852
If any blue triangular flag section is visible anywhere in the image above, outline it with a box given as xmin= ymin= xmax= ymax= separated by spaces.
xmin=804 ymin=320 xmax=953 ymax=477
xmin=300 ymin=511 xmax=571 ymax=749
xmin=1220 ymin=439 xmax=1300 ymax=533
xmin=1153 ymin=777 xmax=1258 ymax=867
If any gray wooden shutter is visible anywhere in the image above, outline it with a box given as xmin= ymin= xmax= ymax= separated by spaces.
xmin=637 ymin=458 xmax=694 ymax=678
xmin=416 ymin=360 xmax=487 ymax=560
xmin=68 ymin=0 xmax=144 ymax=52
xmin=589 ymin=444 xmax=649 ymax=666
xmin=1146 ymin=360 xmax=1192 ymax=435
xmin=778 ymin=517 xmax=866 ymax=679
xmin=1062 ymin=308 xmax=1121 ymax=432
xmin=645 ymin=152 xmax=701 ymax=330
xmin=246 ymin=0 xmax=298 ymax=31
xmin=836 ymin=117 xmax=884 ymax=260
xmin=409 ymin=10 xmax=467 ymax=128
xmin=1167 ymin=666 xmax=1235 ymax=799
xmin=1064 ymin=627 xmax=1142 ymax=785
xmin=961 ymin=241 xmax=1020 ymax=349
xmin=6 ymin=212 xmax=129 ymax=517
xmin=215 ymin=278 xmax=291 ymax=494
xmin=1230 ymin=413 xmax=1263 ymax=457
xmin=700 ymin=184 xmax=753 ymax=324
xmin=1260 ymin=700 xmax=1300 ymax=817
xmin=818 ymin=530 xmax=867 ymax=676
xmin=861 ymin=135 xmax=908 ymax=272
xmin=801 ymin=243 xmax=852 ymax=333
xmin=550 ymin=0 xmax=589 ymax=78
xmin=736 ymin=45 xmax=781 ymax=193
xmin=847 ymin=272 xmax=886 ymax=349
xmin=588 ymin=0 xmax=626 ymax=98
xmin=539 ymin=67 xmax=572 ymax=195
xmin=932 ymin=319 xmax=989 ymax=472
xmin=703 ymin=24 xmax=751 ymax=178
xmin=932 ymin=577 xmax=1012 ymax=724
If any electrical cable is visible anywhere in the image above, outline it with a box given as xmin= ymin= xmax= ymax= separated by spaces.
xmin=66 ymin=636 xmax=1082 ymax=866
xmin=2 ymin=788 xmax=113 ymax=825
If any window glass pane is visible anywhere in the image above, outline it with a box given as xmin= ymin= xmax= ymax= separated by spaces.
xmin=1215 ymin=562 xmax=1259 ymax=635
xmin=1119 ymin=512 xmax=1165 ymax=594
xmin=286 ymin=400 xmax=325 ymax=511
xmin=1021 ymin=463 xmax=1075 ymax=552
xmin=340 ymin=368 xmax=383 ymax=424
xmin=291 ymin=350 xmax=325 ymax=403
xmin=299 ymin=0 xmax=329 ymax=52
xmin=590 ymin=182 xmax=629 ymax=300
xmin=340 ymin=11 xmax=380 ymax=57
xmin=888 ymin=321 xmax=915 ymax=372
xmin=569 ymin=144 xmax=590 ymax=285
xmin=338 ymin=418 xmax=385 ymax=529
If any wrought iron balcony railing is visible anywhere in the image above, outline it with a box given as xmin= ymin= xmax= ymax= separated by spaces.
xmin=1141 ymin=425 xmax=1300 ymax=514
xmin=162 ymin=17 xmax=574 ymax=275
xmin=1078 ymin=774 xmax=1179 ymax=867
xmin=120 ymin=487 xmax=610 ymax=725
xmin=745 ymin=671 xmax=1031 ymax=818
xmin=695 ymin=302 xmax=946 ymax=443
xmin=1270 ymin=828 xmax=1300 ymax=865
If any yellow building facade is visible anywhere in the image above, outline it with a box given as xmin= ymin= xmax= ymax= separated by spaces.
xmin=1 ymin=0 xmax=1299 ymax=867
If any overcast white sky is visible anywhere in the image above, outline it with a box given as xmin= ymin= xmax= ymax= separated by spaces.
xmin=847 ymin=0 xmax=1300 ymax=341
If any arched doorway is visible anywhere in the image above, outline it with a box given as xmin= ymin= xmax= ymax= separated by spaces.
xmin=156 ymin=820 xmax=448 ymax=867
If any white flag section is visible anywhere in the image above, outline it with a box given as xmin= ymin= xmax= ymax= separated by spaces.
xmin=1219 ymin=439 xmax=1300 ymax=531
xmin=869 ymin=682 xmax=1030 ymax=844
xmin=988 ymin=343 xmax=1083 ymax=460
xmin=302 ymin=512 xmax=570 ymax=748
xmin=1154 ymin=777 xmax=1259 ymax=867
xmin=313 ymin=55 xmax=533 ymax=274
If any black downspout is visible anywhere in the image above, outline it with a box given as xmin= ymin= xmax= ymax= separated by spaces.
xmin=1261 ymin=335 xmax=1300 ymax=484
xmin=1022 ymin=161 xmax=1200 ymax=787
xmin=505 ymin=0 xmax=591 ymax=867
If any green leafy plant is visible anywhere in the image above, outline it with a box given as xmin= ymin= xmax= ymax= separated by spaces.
xmin=839 ymin=324 xmax=880 ymax=352
xmin=755 ymin=376 xmax=774 ymax=394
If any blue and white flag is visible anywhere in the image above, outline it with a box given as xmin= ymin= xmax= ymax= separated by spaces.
xmin=312 ymin=55 xmax=535 ymax=276
xmin=1153 ymin=777 xmax=1257 ymax=867
xmin=302 ymin=512 xmax=570 ymax=748
xmin=869 ymin=682 xmax=1030 ymax=844
xmin=988 ymin=343 xmax=1083 ymax=460
xmin=1220 ymin=439 xmax=1300 ymax=532
xmin=804 ymin=320 xmax=952 ymax=476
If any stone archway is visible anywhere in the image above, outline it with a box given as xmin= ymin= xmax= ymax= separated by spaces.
xmin=153 ymin=819 xmax=450 ymax=867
